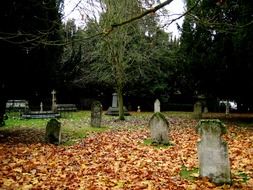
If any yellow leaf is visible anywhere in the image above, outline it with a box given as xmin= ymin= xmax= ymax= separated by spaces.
xmin=113 ymin=180 xmax=125 ymax=188
xmin=142 ymin=180 xmax=153 ymax=190
xmin=3 ymin=178 xmax=15 ymax=186
xmin=13 ymin=167 xmax=22 ymax=173
xmin=186 ymin=184 xmax=197 ymax=190
xmin=21 ymin=184 xmax=33 ymax=190
xmin=190 ymin=173 xmax=199 ymax=177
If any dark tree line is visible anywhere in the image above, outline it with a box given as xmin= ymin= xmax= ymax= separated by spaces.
xmin=179 ymin=0 xmax=253 ymax=111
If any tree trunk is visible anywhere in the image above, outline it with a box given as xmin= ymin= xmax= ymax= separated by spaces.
xmin=117 ymin=87 xmax=125 ymax=120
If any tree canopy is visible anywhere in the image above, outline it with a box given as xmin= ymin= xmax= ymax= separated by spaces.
xmin=0 ymin=0 xmax=64 ymax=125
xmin=1 ymin=0 xmax=253 ymax=125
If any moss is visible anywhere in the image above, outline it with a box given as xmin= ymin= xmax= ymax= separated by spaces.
xmin=143 ymin=138 xmax=172 ymax=149
xmin=180 ymin=166 xmax=199 ymax=181
xmin=236 ymin=172 xmax=250 ymax=183
xmin=149 ymin=112 xmax=168 ymax=126
xmin=196 ymin=119 xmax=226 ymax=135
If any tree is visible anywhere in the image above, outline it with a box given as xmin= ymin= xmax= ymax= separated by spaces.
xmin=0 ymin=0 xmax=64 ymax=125
xmin=179 ymin=0 xmax=253 ymax=111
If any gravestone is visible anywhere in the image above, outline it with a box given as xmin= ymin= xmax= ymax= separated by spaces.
xmin=112 ymin=93 xmax=118 ymax=108
xmin=106 ymin=93 xmax=130 ymax=116
xmin=40 ymin=102 xmax=43 ymax=112
xmin=203 ymin=106 xmax=208 ymax=113
xmin=154 ymin=99 xmax=160 ymax=113
xmin=137 ymin=106 xmax=141 ymax=112
xmin=149 ymin=112 xmax=169 ymax=145
xmin=193 ymin=101 xmax=202 ymax=119
xmin=45 ymin=118 xmax=61 ymax=144
xmin=91 ymin=101 xmax=102 ymax=127
xmin=196 ymin=119 xmax=231 ymax=185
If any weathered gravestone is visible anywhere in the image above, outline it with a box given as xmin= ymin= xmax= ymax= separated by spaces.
xmin=196 ymin=119 xmax=231 ymax=185
xmin=91 ymin=101 xmax=102 ymax=127
xmin=45 ymin=118 xmax=61 ymax=144
xmin=149 ymin=112 xmax=170 ymax=145
xmin=193 ymin=101 xmax=202 ymax=119
xmin=154 ymin=99 xmax=161 ymax=113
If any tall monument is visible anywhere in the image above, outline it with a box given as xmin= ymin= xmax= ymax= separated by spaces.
xmin=105 ymin=93 xmax=129 ymax=116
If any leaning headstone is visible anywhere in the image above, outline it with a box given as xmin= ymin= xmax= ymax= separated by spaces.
xmin=154 ymin=99 xmax=160 ymax=113
xmin=149 ymin=112 xmax=169 ymax=145
xmin=196 ymin=119 xmax=231 ymax=185
xmin=193 ymin=101 xmax=202 ymax=119
xmin=45 ymin=118 xmax=61 ymax=144
xmin=91 ymin=101 xmax=102 ymax=127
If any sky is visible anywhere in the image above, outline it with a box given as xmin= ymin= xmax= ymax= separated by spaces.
xmin=63 ymin=0 xmax=185 ymax=38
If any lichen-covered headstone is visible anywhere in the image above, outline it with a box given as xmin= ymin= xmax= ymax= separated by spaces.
xmin=149 ymin=112 xmax=169 ymax=145
xmin=196 ymin=119 xmax=231 ymax=185
xmin=45 ymin=118 xmax=61 ymax=144
xmin=91 ymin=101 xmax=102 ymax=127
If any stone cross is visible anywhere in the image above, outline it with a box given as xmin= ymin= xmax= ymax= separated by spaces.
xmin=196 ymin=119 xmax=231 ymax=185
xmin=51 ymin=89 xmax=57 ymax=112
xmin=112 ymin=93 xmax=118 ymax=108
xmin=91 ymin=101 xmax=102 ymax=128
xmin=149 ymin=112 xmax=170 ymax=145
xmin=40 ymin=102 xmax=43 ymax=112
xmin=154 ymin=99 xmax=160 ymax=113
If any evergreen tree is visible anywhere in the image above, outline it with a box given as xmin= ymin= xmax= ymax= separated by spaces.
xmin=0 ymin=0 xmax=64 ymax=125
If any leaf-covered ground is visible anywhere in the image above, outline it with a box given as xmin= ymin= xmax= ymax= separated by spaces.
xmin=0 ymin=112 xmax=253 ymax=189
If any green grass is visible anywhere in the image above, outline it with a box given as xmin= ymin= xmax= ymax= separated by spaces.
xmin=163 ymin=111 xmax=194 ymax=118
xmin=5 ymin=117 xmax=49 ymax=128
xmin=236 ymin=171 xmax=250 ymax=183
xmin=179 ymin=165 xmax=199 ymax=181
xmin=61 ymin=126 xmax=109 ymax=146
xmin=2 ymin=111 xmax=110 ymax=145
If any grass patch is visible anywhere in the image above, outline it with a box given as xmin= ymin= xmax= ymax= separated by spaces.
xmin=235 ymin=172 xmax=250 ymax=183
xmin=62 ymin=125 xmax=110 ymax=146
xmin=163 ymin=111 xmax=194 ymax=118
xmin=180 ymin=165 xmax=199 ymax=181
xmin=1 ymin=111 xmax=110 ymax=145
xmin=60 ymin=111 xmax=91 ymax=119
xmin=143 ymin=138 xmax=172 ymax=149
xmin=4 ymin=117 xmax=49 ymax=128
